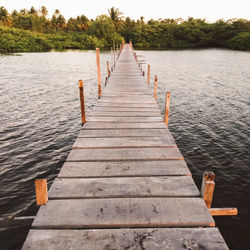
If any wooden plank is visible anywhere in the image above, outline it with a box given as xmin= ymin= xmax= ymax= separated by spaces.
xmin=86 ymin=117 xmax=163 ymax=123
xmin=95 ymin=103 xmax=159 ymax=108
xmin=32 ymin=198 xmax=215 ymax=229
xmin=58 ymin=160 xmax=191 ymax=178
xmin=209 ymin=208 xmax=238 ymax=216
xmin=48 ymin=176 xmax=199 ymax=199
xmin=88 ymin=111 xmax=161 ymax=117
xmin=78 ymin=128 xmax=172 ymax=138
xmin=67 ymin=147 xmax=184 ymax=162
xmin=99 ymin=100 xmax=156 ymax=104
xmin=83 ymin=122 xmax=167 ymax=129
xmin=72 ymin=136 xmax=176 ymax=148
xmin=22 ymin=228 xmax=228 ymax=250
xmin=92 ymin=107 xmax=161 ymax=112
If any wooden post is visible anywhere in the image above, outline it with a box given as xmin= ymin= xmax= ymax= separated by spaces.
xmin=113 ymin=42 xmax=116 ymax=66
xmin=154 ymin=75 xmax=158 ymax=100
xmin=96 ymin=48 xmax=101 ymax=98
xmin=147 ymin=64 xmax=150 ymax=85
xmin=201 ymin=171 xmax=215 ymax=208
xmin=164 ymin=92 xmax=171 ymax=126
xmin=107 ymin=61 xmax=111 ymax=77
xmin=35 ymin=179 xmax=48 ymax=205
xmin=79 ymin=80 xmax=86 ymax=124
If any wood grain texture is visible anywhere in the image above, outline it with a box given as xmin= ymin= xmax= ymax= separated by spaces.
xmin=32 ymin=198 xmax=215 ymax=229
xmin=82 ymin=122 xmax=167 ymax=129
xmin=72 ymin=136 xmax=176 ymax=148
xmin=67 ymin=147 xmax=184 ymax=162
xmin=22 ymin=228 xmax=228 ymax=250
xmin=58 ymin=160 xmax=191 ymax=178
xmin=88 ymin=111 xmax=161 ymax=117
xmin=48 ymin=176 xmax=199 ymax=199
xmin=86 ymin=116 xmax=163 ymax=123
xmin=78 ymin=128 xmax=173 ymax=138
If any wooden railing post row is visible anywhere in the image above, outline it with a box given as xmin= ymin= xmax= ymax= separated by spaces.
xmin=164 ymin=92 xmax=171 ymax=126
xmin=147 ymin=64 xmax=150 ymax=85
xmin=35 ymin=179 xmax=48 ymax=205
xmin=79 ymin=80 xmax=86 ymax=124
xmin=107 ymin=61 xmax=111 ymax=77
xmin=201 ymin=171 xmax=215 ymax=208
xmin=113 ymin=42 xmax=116 ymax=66
xmin=154 ymin=75 xmax=158 ymax=100
xmin=96 ymin=48 xmax=101 ymax=98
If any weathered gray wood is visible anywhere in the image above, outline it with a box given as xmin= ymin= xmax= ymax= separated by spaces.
xmin=95 ymin=103 xmax=159 ymax=108
xmin=86 ymin=117 xmax=163 ymax=123
xmin=78 ymin=128 xmax=172 ymax=138
xmin=99 ymin=100 xmax=156 ymax=104
xmin=22 ymin=228 xmax=228 ymax=250
xmin=83 ymin=122 xmax=167 ymax=129
xmin=58 ymin=160 xmax=191 ymax=178
xmin=92 ymin=107 xmax=161 ymax=112
xmin=88 ymin=111 xmax=161 ymax=117
xmin=32 ymin=198 xmax=215 ymax=228
xmin=73 ymin=136 xmax=176 ymax=148
xmin=67 ymin=147 xmax=184 ymax=161
xmin=49 ymin=176 xmax=199 ymax=199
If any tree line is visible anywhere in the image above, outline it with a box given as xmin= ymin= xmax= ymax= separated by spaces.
xmin=0 ymin=6 xmax=250 ymax=52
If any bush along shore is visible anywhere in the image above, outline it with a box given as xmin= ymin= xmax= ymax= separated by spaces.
xmin=0 ymin=6 xmax=250 ymax=53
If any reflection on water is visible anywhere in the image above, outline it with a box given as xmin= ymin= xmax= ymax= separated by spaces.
xmin=0 ymin=49 xmax=249 ymax=249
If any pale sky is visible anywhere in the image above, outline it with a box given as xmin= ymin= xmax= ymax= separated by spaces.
xmin=1 ymin=0 xmax=250 ymax=22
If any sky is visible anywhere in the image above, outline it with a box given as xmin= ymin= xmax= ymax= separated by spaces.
xmin=1 ymin=0 xmax=249 ymax=22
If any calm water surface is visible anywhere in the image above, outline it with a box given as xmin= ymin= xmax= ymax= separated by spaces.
xmin=0 ymin=49 xmax=249 ymax=249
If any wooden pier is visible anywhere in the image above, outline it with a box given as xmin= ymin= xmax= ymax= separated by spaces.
xmin=22 ymin=44 xmax=228 ymax=249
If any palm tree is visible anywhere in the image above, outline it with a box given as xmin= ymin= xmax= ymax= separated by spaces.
xmin=108 ymin=7 xmax=123 ymax=23
xmin=40 ymin=6 xmax=48 ymax=17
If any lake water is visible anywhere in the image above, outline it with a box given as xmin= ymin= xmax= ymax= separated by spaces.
xmin=0 ymin=49 xmax=249 ymax=249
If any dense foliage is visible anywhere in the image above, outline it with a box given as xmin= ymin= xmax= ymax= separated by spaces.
xmin=0 ymin=6 xmax=250 ymax=52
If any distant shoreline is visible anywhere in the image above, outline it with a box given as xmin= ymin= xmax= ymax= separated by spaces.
xmin=0 ymin=5 xmax=250 ymax=53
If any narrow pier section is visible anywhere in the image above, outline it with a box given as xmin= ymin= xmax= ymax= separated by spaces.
xmin=22 ymin=44 xmax=228 ymax=249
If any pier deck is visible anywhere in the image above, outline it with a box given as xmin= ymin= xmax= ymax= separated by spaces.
xmin=22 ymin=44 xmax=228 ymax=249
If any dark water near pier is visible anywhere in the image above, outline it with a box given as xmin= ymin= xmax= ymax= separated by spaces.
xmin=0 ymin=49 xmax=249 ymax=249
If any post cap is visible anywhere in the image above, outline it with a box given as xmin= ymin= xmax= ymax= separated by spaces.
xmin=79 ymin=80 xmax=83 ymax=87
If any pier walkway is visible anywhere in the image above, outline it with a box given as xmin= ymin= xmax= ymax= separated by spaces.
xmin=22 ymin=44 xmax=228 ymax=249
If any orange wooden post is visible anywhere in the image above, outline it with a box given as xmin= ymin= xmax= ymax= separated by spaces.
xmin=79 ymin=80 xmax=86 ymax=124
xmin=154 ymin=75 xmax=158 ymax=100
xmin=147 ymin=64 xmax=150 ymax=85
xmin=107 ymin=61 xmax=111 ymax=77
xmin=96 ymin=48 xmax=101 ymax=98
xmin=164 ymin=92 xmax=171 ymax=126
xmin=201 ymin=171 xmax=215 ymax=208
xmin=35 ymin=179 xmax=48 ymax=205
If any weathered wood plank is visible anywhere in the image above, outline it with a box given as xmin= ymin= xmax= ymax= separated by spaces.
xmin=67 ymin=147 xmax=184 ymax=162
xmin=22 ymin=228 xmax=228 ymax=250
xmin=92 ymin=106 xmax=160 ymax=111
xmin=86 ymin=117 xmax=163 ymax=123
xmin=58 ymin=160 xmax=191 ymax=178
xmin=95 ymin=103 xmax=159 ymax=108
xmin=83 ymin=122 xmax=167 ymax=129
xmin=48 ymin=176 xmax=199 ymax=199
xmin=72 ymin=136 xmax=176 ymax=148
xmin=88 ymin=111 xmax=161 ymax=117
xmin=32 ymin=198 xmax=215 ymax=229
xmin=78 ymin=128 xmax=172 ymax=138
